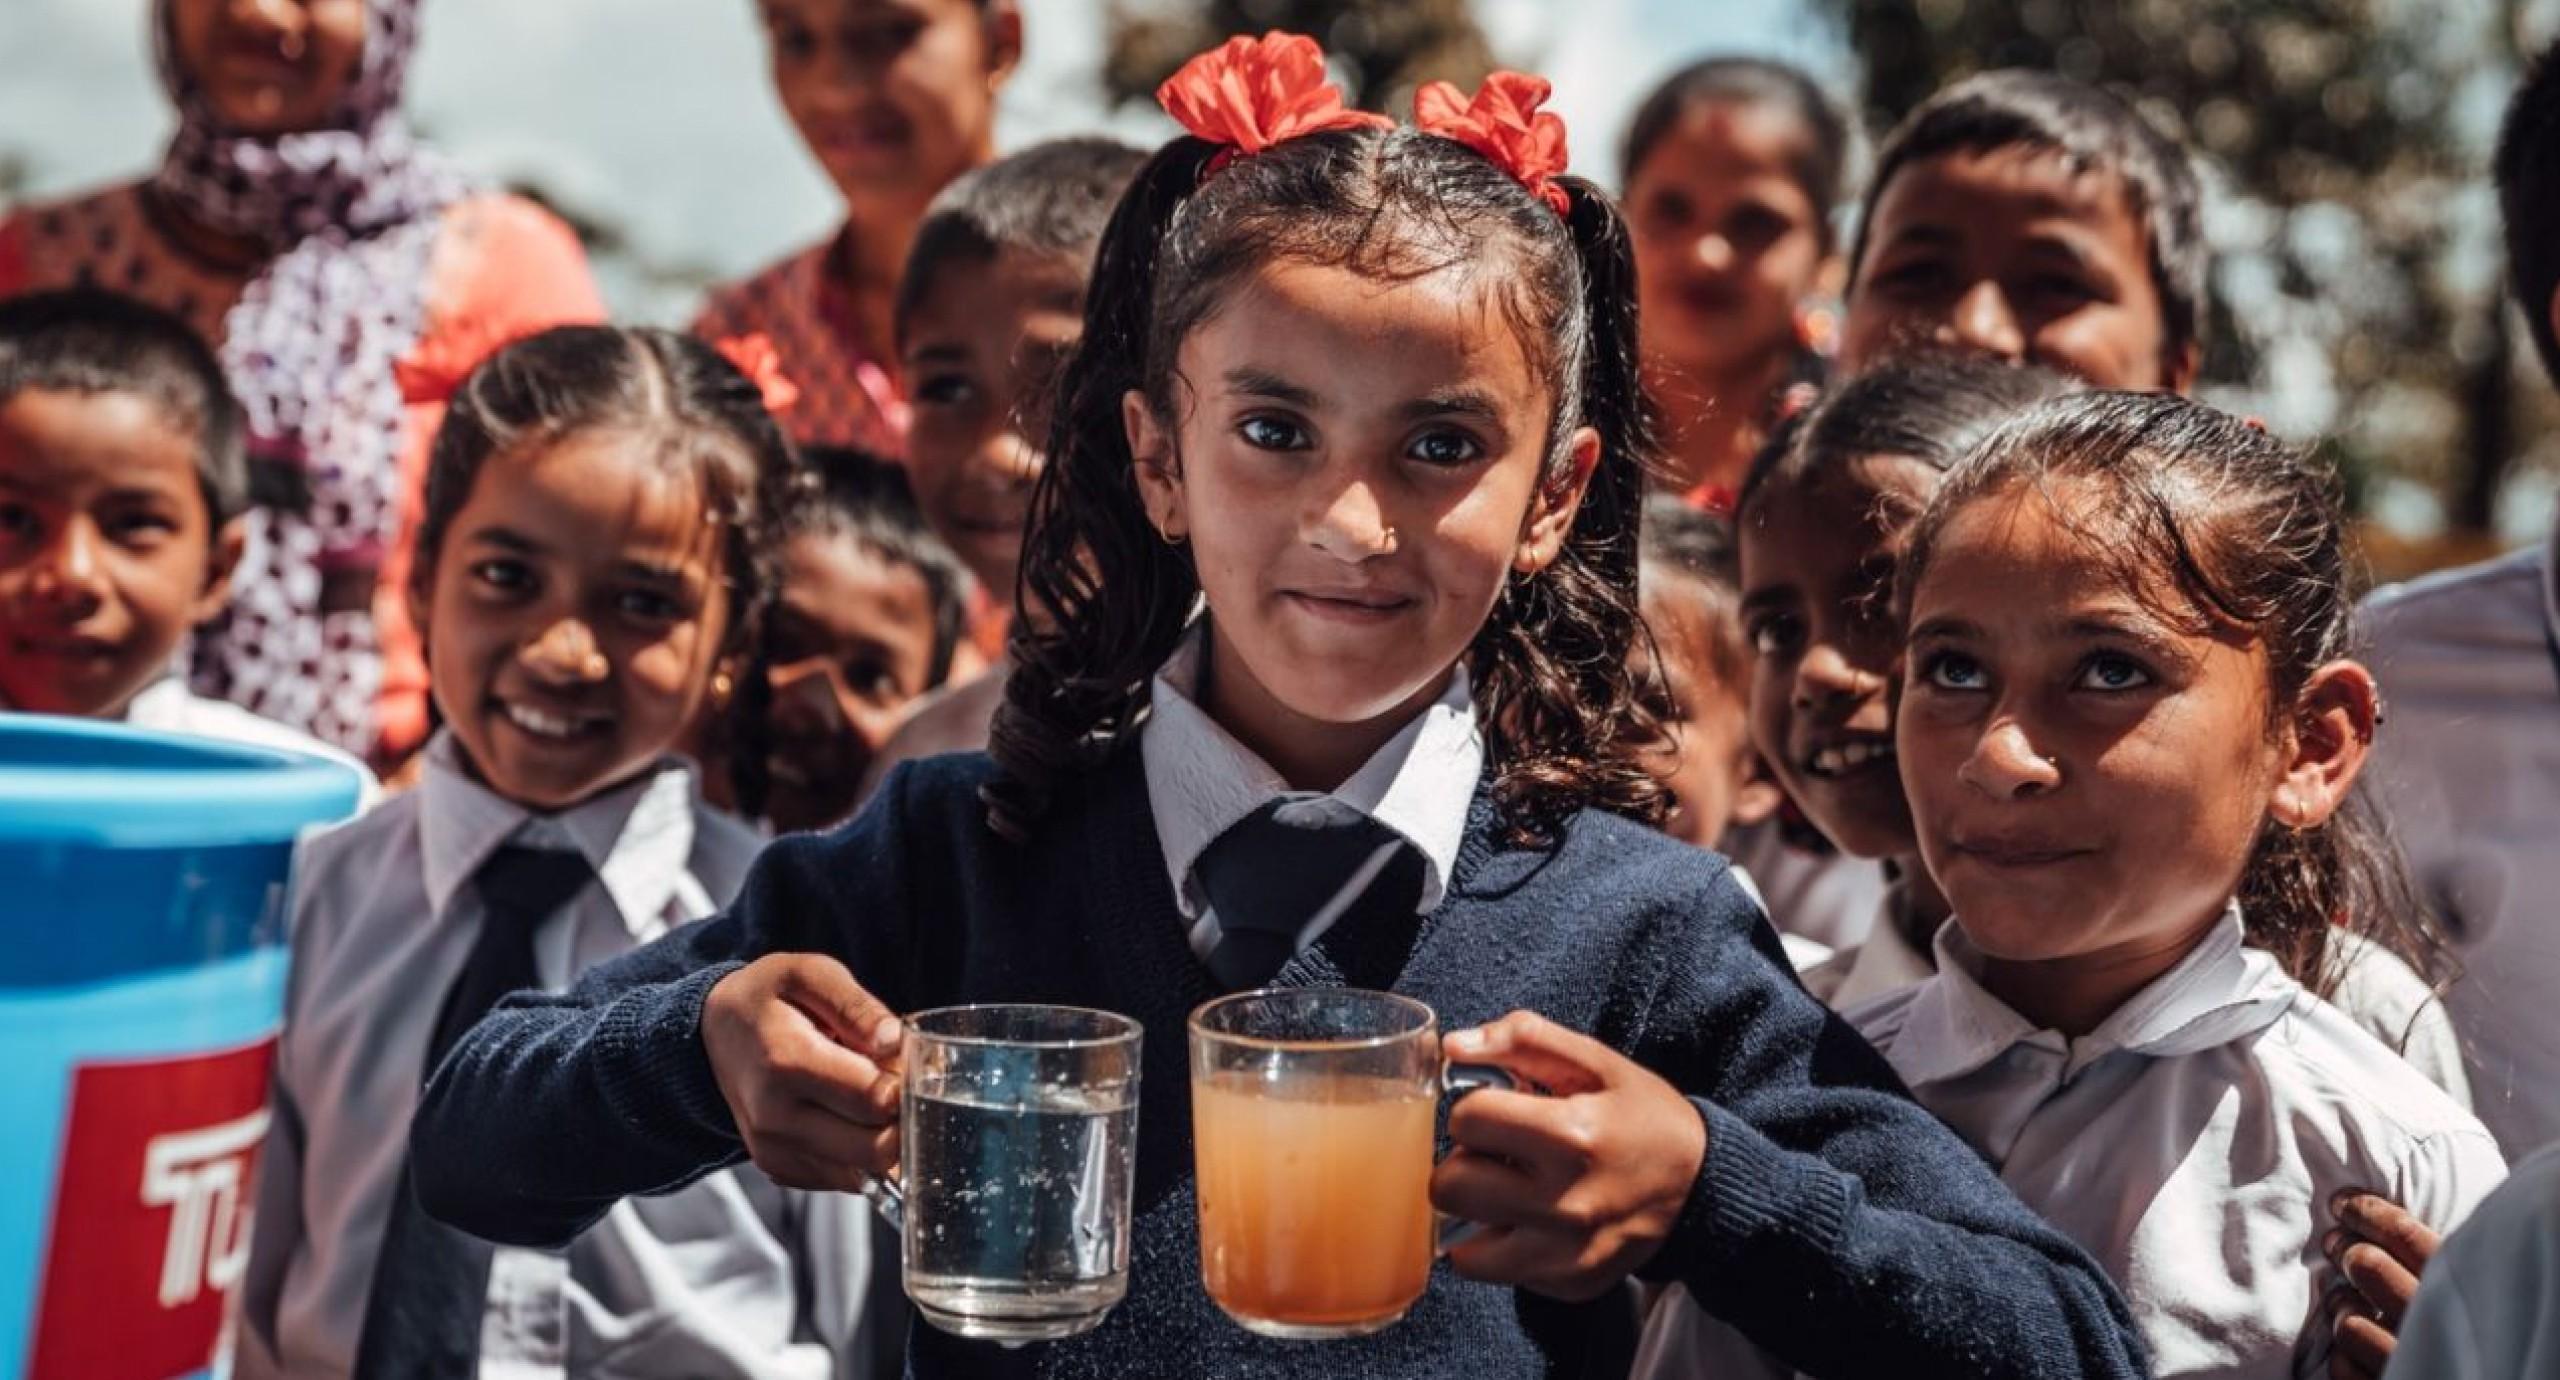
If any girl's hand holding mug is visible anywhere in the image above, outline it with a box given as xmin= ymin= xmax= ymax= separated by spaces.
xmin=1431 ymin=1011 xmax=1708 ymax=1301
xmin=700 ymin=953 xmax=906 ymax=1192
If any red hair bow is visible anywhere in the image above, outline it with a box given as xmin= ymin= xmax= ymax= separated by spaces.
xmin=1413 ymin=71 xmax=1573 ymax=217
xmin=1157 ymin=31 xmax=1391 ymax=174
xmin=715 ymin=334 xmax=802 ymax=415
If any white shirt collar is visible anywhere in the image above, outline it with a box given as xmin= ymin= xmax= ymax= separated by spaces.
xmin=1141 ymin=622 xmax=1484 ymax=920
xmin=1829 ymin=881 xmax=1941 ymax=1009
xmin=120 ymin=675 xmax=192 ymax=723
xmin=1890 ymin=901 xmax=2300 ymax=1088
xmin=418 ymin=731 xmax=701 ymax=936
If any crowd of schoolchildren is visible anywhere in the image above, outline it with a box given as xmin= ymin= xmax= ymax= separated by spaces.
xmin=7 ymin=1 xmax=2560 ymax=1376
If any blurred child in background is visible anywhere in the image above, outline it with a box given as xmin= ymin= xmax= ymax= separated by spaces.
xmin=698 ymin=0 xmax=1021 ymax=454
xmin=1840 ymin=69 xmax=2204 ymax=394
xmin=0 ymin=288 xmax=374 ymax=794
xmin=1622 ymin=58 xmax=1847 ymax=509
xmin=858 ymin=136 xmax=1147 ymax=787
xmin=692 ymin=444 xmax=971 ymax=833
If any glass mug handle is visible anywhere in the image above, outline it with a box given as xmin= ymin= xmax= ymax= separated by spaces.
xmin=861 ymin=1173 xmax=905 ymax=1230
xmin=1434 ymin=1060 xmax=1518 ymax=1251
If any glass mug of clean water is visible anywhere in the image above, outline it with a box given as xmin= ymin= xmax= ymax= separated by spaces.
xmin=861 ymin=1004 xmax=1142 ymax=1343
xmin=1188 ymin=988 xmax=1511 ymax=1340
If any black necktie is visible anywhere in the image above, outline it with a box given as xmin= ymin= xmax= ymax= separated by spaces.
xmin=1194 ymin=798 xmax=1426 ymax=990
xmin=354 ymin=845 xmax=593 ymax=1379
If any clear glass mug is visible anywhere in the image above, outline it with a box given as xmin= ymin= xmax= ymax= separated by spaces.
xmin=1187 ymin=988 xmax=1511 ymax=1340
xmin=863 ymin=1004 xmax=1143 ymax=1343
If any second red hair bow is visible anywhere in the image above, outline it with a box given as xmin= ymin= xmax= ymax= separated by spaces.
xmin=1157 ymin=30 xmax=1391 ymax=172
xmin=1412 ymin=71 xmax=1573 ymax=217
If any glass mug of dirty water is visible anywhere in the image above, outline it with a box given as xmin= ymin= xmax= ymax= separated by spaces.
xmin=862 ymin=1004 xmax=1142 ymax=1342
xmin=1189 ymin=988 xmax=1510 ymax=1339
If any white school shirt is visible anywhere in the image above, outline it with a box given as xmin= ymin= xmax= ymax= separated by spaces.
xmin=119 ymin=676 xmax=381 ymax=808
xmin=2385 ymin=1142 xmax=2560 ymax=1379
xmin=2361 ymin=516 xmax=2560 ymax=1154
xmin=236 ymin=732 xmax=893 ymax=1380
xmin=1635 ymin=905 xmax=2507 ymax=1380
xmin=1140 ymin=624 xmax=1482 ymax=959
xmin=1795 ymin=886 xmax=2473 ymax=1108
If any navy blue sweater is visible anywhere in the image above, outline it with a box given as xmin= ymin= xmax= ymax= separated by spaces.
xmin=412 ymin=750 xmax=2145 ymax=1379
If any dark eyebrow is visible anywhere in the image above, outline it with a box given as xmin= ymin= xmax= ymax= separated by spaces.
xmin=1222 ymin=367 xmax=1317 ymax=408
xmin=1875 ymin=223 xmax=1963 ymax=254
xmin=466 ymin=526 xmax=543 ymax=554
xmin=904 ymin=343 xmax=970 ymax=368
xmin=1738 ymin=585 xmax=1799 ymax=618
xmin=1397 ymin=389 xmax=1505 ymax=425
xmin=615 ymin=559 xmax=694 ymax=586
xmin=1907 ymin=613 xmax=1983 ymax=643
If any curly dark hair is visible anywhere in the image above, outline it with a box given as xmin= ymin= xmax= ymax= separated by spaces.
xmin=1898 ymin=390 xmax=2454 ymax=1010
xmin=984 ymin=124 xmax=1666 ymax=843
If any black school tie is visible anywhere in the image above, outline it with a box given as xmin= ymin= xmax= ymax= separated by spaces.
xmin=353 ymin=845 xmax=594 ymax=1379
xmin=1194 ymin=798 xmax=1427 ymax=990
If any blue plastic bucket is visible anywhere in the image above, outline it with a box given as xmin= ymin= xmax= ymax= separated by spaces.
xmin=0 ymin=716 xmax=361 ymax=1380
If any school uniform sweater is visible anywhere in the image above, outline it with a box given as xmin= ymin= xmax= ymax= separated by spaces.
xmin=411 ymin=748 xmax=2146 ymax=1379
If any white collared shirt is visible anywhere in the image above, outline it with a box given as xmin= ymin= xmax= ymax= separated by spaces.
xmin=237 ymin=733 xmax=891 ymax=1380
xmin=1796 ymin=887 xmax=2473 ymax=1109
xmin=1141 ymin=624 xmax=1483 ymax=960
xmin=1636 ymin=904 xmax=2507 ymax=1380
xmin=120 ymin=676 xmax=381 ymax=808
xmin=1797 ymin=883 xmax=1937 ymax=1010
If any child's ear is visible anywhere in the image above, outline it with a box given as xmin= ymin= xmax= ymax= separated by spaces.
xmin=1729 ymin=748 xmax=1786 ymax=830
xmin=2271 ymin=659 xmax=2379 ymax=831
xmin=1514 ymin=426 xmax=1603 ymax=576
xmin=191 ymin=515 xmax=247 ymax=624
xmin=981 ymin=2 xmax=1024 ymax=84
xmin=1124 ymin=389 xmax=1188 ymax=544
xmin=404 ymin=569 xmax=433 ymax=657
xmin=2162 ymin=338 xmax=2203 ymax=395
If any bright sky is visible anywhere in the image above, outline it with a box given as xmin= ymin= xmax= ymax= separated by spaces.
xmin=0 ymin=0 xmax=1846 ymax=319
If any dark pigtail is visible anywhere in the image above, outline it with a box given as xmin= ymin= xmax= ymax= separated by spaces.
xmin=1471 ymin=176 xmax=1667 ymax=838
xmin=985 ymin=138 xmax=1223 ymax=840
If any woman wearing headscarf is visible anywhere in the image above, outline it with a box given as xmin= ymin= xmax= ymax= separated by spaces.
xmin=0 ymin=0 xmax=604 ymax=768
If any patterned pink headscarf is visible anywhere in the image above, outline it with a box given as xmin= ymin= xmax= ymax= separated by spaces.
xmin=150 ymin=0 xmax=478 ymax=753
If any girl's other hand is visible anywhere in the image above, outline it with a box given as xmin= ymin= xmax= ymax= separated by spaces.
xmin=700 ymin=953 xmax=905 ymax=1192
xmin=1431 ymin=1011 xmax=1708 ymax=1301
xmin=2320 ymin=1188 xmax=2439 ymax=1380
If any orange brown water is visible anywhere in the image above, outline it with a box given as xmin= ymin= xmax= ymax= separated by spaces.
xmin=1191 ymin=1071 xmax=1435 ymax=1332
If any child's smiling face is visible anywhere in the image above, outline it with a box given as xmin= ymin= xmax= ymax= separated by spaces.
xmin=0 ymin=389 xmax=236 ymax=718
xmin=759 ymin=0 xmax=1016 ymax=215
xmin=167 ymin=0 xmax=366 ymax=137
xmin=1634 ymin=579 xmax=1774 ymax=849
xmin=1126 ymin=258 xmax=1595 ymax=784
xmin=416 ymin=430 xmax=734 ymax=812
xmin=1896 ymin=478 xmax=2288 ymax=976
xmin=757 ymin=531 xmax=941 ymax=832
xmin=1627 ymin=100 xmax=1831 ymax=379
xmin=1739 ymin=453 xmax=1939 ymax=859
xmin=1845 ymin=146 xmax=2194 ymax=392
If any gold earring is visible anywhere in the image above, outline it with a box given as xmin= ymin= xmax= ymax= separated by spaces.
xmin=711 ymin=670 xmax=735 ymax=703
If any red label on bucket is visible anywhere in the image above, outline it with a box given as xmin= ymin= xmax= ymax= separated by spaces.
xmin=28 ymin=1038 xmax=278 ymax=1380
